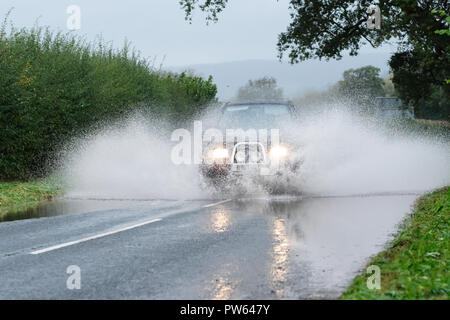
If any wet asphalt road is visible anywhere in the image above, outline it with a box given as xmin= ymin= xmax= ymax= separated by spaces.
xmin=0 ymin=194 xmax=417 ymax=299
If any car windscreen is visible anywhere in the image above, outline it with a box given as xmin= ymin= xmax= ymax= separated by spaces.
xmin=221 ymin=104 xmax=292 ymax=128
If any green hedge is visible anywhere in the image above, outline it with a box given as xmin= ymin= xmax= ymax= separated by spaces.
xmin=0 ymin=24 xmax=217 ymax=180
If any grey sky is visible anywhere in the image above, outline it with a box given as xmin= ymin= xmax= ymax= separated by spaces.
xmin=0 ymin=0 xmax=395 ymax=67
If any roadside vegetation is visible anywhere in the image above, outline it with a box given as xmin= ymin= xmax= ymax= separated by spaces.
xmin=0 ymin=177 xmax=63 ymax=216
xmin=0 ymin=17 xmax=217 ymax=181
xmin=399 ymin=119 xmax=450 ymax=140
xmin=341 ymin=187 xmax=449 ymax=300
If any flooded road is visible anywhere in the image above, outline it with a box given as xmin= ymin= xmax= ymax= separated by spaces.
xmin=0 ymin=194 xmax=418 ymax=299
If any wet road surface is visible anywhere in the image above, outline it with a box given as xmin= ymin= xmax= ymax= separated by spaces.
xmin=0 ymin=194 xmax=418 ymax=299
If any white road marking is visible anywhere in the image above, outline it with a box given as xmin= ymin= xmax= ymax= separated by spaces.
xmin=203 ymin=199 xmax=232 ymax=208
xmin=30 ymin=218 xmax=162 ymax=255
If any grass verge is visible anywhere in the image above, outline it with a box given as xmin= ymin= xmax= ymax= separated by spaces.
xmin=341 ymin=187 xmax=449 ymax=300
xmin=0 ymin=177 xmax=63 ymax=216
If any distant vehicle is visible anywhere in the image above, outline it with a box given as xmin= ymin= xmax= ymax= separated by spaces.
xmin=374 ymin=97 xmax=414 ymax=119
xmin=200 ymin=101 xmax=302 ymax=194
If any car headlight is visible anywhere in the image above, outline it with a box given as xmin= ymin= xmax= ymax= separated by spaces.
xmin=211 ymin=147 xmax=229 ymax=159
xmin=206 ymin=147 xmax=229 ymax=164
xmin=269 ymin=145 xmax=289 ymax=160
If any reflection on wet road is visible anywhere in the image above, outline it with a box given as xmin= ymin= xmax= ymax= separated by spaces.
xmin=0 ymin=194 xmax=417 ymax=299
xmin=210 ymin=207 xmax=231 ymax=233
xmin=271 ymin=218 xmax=290 ymax=297
xmin=203 ymin=194 xmax=416 ymax=299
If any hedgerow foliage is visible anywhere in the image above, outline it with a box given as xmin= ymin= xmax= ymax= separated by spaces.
xmin=0 ymin=22 xmax=217 ymax=180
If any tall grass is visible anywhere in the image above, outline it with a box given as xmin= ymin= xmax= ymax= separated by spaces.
xmin=0 ymin=19 xmax=217 ymax=180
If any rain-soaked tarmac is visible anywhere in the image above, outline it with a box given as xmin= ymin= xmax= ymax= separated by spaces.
xmin=0 ymin=193 xmax=418 ymax=299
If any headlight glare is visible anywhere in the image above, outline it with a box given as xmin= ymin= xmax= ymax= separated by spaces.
xmin=210 ymin=147 xmax=229 ymax=160
xmin=269 ymin=145 xmax=289 ymax=159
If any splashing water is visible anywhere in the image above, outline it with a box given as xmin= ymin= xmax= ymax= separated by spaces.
xmin=62 ymin=107 xmax=450 ymax=200
xmin=293 ymin=108 xmax=450 ymax=196
xmin=63 ymin=118 xmax=207 ymax=200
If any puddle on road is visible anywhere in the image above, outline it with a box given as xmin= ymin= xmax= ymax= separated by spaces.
xmin=1 ymin=192 xmax=421 ymax=225
xmin=0 ymin=198 xmax=159 ymax=223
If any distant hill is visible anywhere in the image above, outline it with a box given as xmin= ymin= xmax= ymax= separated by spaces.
xmin=166 ymin=53 xmax=392 ymax=101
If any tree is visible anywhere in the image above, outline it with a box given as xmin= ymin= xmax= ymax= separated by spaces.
xmin=179 ymin=0 xmax=450 ymax=119
xmin=388 ymin=8 xmax=450 ymax=119
xmin=235 ymin=77 xmax=284 ymax=101
xmin=334 ymin=66 xmax=385 ymax=106
xmin=432 ymin=9 xmax=450 ymax=84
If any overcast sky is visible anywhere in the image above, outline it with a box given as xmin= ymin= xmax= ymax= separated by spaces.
xmin=0 ymin=0 xmax=395 ymax=67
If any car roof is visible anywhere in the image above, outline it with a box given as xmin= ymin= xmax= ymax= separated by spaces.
xmin=224 ymin=100 xmax=293 ymax=106
xmin=222 ymin=101 xmax=295 ymax=113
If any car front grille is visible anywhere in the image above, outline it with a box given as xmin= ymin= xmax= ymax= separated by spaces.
xmin=231 ymin=142 xmax=267 ymax=164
